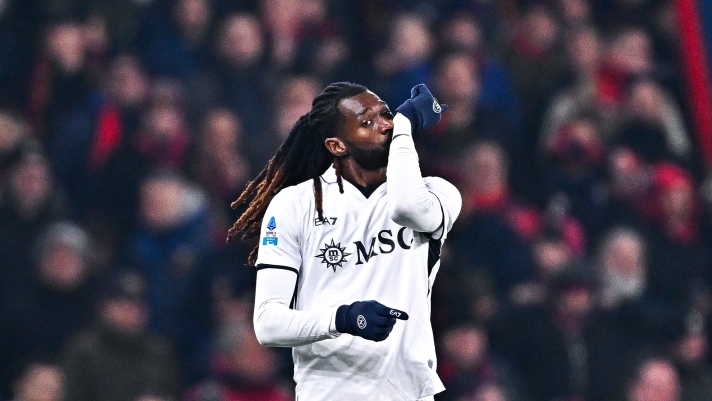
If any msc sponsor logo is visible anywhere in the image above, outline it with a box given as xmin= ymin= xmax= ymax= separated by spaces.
xmin=353 ymin=227 xmax=413 ymax=265
xmin=315 ymin=239 xmax=351 ymax=272
xmin=315 ymin=228 xmax=414 ymax=271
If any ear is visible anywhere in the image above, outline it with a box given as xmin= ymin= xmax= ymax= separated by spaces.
xmin=325 ymin=137 xmax=348 ymax=157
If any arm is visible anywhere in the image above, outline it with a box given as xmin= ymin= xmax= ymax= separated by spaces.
xmin=253 ymin=267 xmax=341 ymax=347
xmin=253 ymin=267 xmax=408 ymax=345
xmin=386 ymin=114 xmax=443 ymax=233
xmin=253 ymin=189 xmax=407 ymax=346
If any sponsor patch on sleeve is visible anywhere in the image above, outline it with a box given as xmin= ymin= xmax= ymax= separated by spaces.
xmin=262 ymin=237 xmax=278 ymax=245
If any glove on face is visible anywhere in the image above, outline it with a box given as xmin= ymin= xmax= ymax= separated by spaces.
xmin=395 ymin=84 xmax=448 ymax=133
xmin=335 ymin=300 xmax=409 ymax=342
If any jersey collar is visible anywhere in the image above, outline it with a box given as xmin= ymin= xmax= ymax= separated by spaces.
xmin=321 ymin=165 xmax=338 ymax=184
xmin=320 ymin=165 xmax=387 ymax=199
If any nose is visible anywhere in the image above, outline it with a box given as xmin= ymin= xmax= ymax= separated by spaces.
xmin=379 ymin=115 xmax=394 ymax=134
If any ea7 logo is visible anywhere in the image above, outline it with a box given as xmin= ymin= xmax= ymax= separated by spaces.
xmin=389 ymin=310 xmax=401 ymax=318
xmin=314 ymin=217 xmax=337 ymax=226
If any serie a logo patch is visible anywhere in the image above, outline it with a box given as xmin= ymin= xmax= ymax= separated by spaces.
xmin=263 ymin=216 xmax=278 ymax=245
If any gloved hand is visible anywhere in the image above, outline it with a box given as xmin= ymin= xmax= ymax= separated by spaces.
xmin=335 ymin=300 xmax=409 ymax=342
xmin=395 ymin=84 xmax=447 ymax=133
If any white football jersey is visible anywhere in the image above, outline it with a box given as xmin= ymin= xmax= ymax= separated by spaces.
xmin=255 ymin=166 xmax=460 ymax=401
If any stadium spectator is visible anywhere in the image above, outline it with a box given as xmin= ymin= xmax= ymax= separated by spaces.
xmin=0 ymin=144 xmax=71 ymax=296
xmin=447 ymin=141 xmax=535 ymax=297
xmin=437 ymin=322 xmax=529 ymax=401
xmin=3 ymin=221 xmax=97 ymax=385
xmin=501 ymin=3 xmax=567 ymax=147
xmin=85 ymin=53 xmax=151 ymax=247
xmin=615 ymin=78 xmax=693 ymax=164
xmin=274 ymin=75 xmax=322 ymax=139
xmin=643 ymin=163 xmax=712 ymax=318
xmin=492 ymin=265 xmax=631 ymax=401
xmin=188 ymin=107 xmax=250 ymax=233
xmin=668 ymin=314 xmax=712 ymax=401
xmin=184 ymin=319 xmax=291 ymax=401
xmin=423 ymin=51 xmax=523 ymax=184
xmin=8 ymin=361 xmax=64 ymax=401
xmin=126 ymin=171 xmax=215 ymax=382
xmin=0 ymin=110 xmax=29 ymax=182
xmin=62 ymin=270 xmax=180 ymax=401
xmin=373 ymin=11 xmax=435 ymax=107
xmin=210 ymin=13 xmax=275 ymax=143
xmin=139 ymin=0 xmax=213 ymax=80
xmin=0 ymin=1 xmax=709 ymax=400
xmin=541 ymin=114 xmax=608 ymax=236
xmin=624 ymin=357 xmax=681 ymax=401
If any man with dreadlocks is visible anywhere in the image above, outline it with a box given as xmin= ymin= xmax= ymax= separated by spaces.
xmin=227 ymin=82 xmax=461 ymax=400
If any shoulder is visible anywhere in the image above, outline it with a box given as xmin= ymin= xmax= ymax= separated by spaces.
xmin=269 ymin=183 xmax=309 ymax=208
xmin=424 ymin=177 xmax=461 ymax=203
xmin=265 ymin=181 xmax=314 ymax=227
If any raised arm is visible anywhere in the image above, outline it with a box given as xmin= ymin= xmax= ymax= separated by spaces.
xmin=386 ymin=114 xmax=442 ymax=233
xmin=387 ymin=84 xmax=460 ymax=235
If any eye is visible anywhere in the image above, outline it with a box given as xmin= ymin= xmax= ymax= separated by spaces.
xmin=383 ymin=110 xmax=394 ymax=119
xmin=362 ymin=120 xmax=372 ymax=127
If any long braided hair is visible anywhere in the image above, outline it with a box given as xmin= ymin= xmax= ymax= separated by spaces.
xmin=227 ymin=82 xmax=367 ymax=265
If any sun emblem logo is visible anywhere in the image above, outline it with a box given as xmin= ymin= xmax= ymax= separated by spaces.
xmin=315 ymin=239 xmax=351 ymax=272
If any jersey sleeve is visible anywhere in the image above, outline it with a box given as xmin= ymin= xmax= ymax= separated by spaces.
xmin=255 ymin=187 xmax=303 ymax=270
xmin=424 ymin=177 xmax=462 ymax=240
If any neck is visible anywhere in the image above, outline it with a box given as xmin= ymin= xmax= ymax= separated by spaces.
xmin=338 ymin=157 xmax=386 ymax=187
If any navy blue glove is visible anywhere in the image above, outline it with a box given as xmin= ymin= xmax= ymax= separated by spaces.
xmin=395 ymin=84 xmax=447 ymax=133
xmin=335 ymin=300 xmax=409 ymax=342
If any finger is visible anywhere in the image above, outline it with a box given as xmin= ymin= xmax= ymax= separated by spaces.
xmin=411 ymin=84 xmax=423 ymax=98
xmin=373 ymin=318 xmax=396 ymax=330
xmin=376 ymin=306 xmax=409 ymax=320
xmin=419 ymin=84 xmax=433 ymax=97
xmin=370 ymin=315 xmax=390 ymax=328
xmin=386 ymin=324 xmax=395 ymax=335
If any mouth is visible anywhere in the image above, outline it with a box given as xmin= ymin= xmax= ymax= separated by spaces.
xmin=384 ymin=129 xmax=393 ymax=148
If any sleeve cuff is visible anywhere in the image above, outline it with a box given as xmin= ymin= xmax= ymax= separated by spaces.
xmin=393 ymin=113 xmax=413 ymax=138
xmin=329 ymin=306 xmax=344 ymax=337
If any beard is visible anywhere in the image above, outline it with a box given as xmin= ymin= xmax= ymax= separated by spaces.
xmin=344 ymin=132 xmax=392 ymax=171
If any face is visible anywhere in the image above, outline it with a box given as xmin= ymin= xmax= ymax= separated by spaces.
xmin=218 ymin=14 xmax=264 ymax=67
xmin=108 ymin=55 xmax=148 ymax=107
xmin=140 ymin=178 xmax=184 ymax=229
xmin=463 ymin=142 xmax=507 ymax=194
xmin=442 ymin=326 xmax=488 ymax=368
xmin=630 ymin=361 xmax=681 ymax=401
xmin=329 ymin=91 xmax=394 ymax=170
xmin=604 ymin=233 xmax=644 ymax=278
xmin=10 ymin=155 xmax=51 ymax=210
xmin=38 ymin=242 xmax=85 ymax=291
xmin=16 ymin=364 xmax=64 ymax=401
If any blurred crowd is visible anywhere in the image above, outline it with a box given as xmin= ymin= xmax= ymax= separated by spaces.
xmin=0 ymin=0 xmax=711 ymax=400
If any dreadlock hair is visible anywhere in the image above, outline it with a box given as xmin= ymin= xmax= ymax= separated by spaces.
xmin=227 ymin=82 xmax=368 ymax=265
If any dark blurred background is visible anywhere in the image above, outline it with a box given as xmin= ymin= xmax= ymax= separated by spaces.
xmin=1 ymin=0 xmax=712 ymax=400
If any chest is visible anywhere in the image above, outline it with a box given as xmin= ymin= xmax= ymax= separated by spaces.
xmin=302 ymin=189 xmax=427 ymax=270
